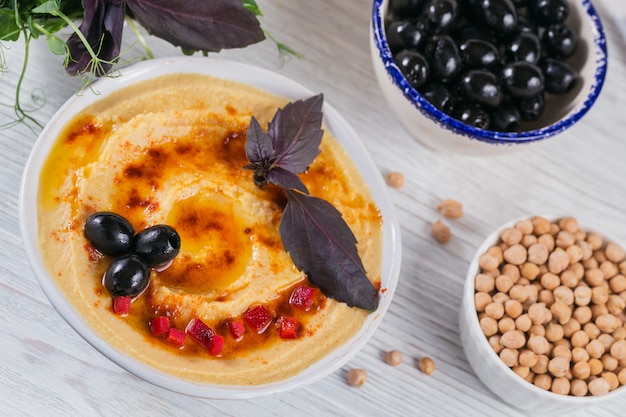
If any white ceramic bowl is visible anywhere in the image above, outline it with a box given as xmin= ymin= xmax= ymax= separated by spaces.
xmin=19 ymin=57 xmax=402 ymax=399
xmin=460 ymin=215 xmax=626 ymax=414
xmin=371 ymin=0 xmax=608 ymax=155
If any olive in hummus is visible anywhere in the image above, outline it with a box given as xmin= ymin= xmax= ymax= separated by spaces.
xmin=38 ymin=73 xmax=383 ymax=385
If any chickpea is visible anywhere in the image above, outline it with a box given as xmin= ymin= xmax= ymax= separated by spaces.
xmin=531 ymin=355 xmax=549 ymax=374
xmin=570 ymin=379 xmax=589 ymax=396
xmin=610 ymin=275 xmax=626 ymax=293
xmin=519 ymin=350 xmax=538 ymax=368
xmin=562 ymin=319 xmax=581 ymax=338
xmin=500 ymin=227 xmax=522 ymax=245
xmin=596 ymin=314 xmax=619 ymax=333
xmin=527 ymin=243 xmax=549 ymax=265
xmin=480 ymin=317 xmax=499 ymax=337
xmin=600 ymin=260 xmax=619 ymax=279
xmin=418 ymin=357 xmax=435 ymax=375
xmin=551 ymin=377 xmax=570 ymax=395
xmin=509 ymin=285 xmax=528 ymax=303
xmin=607 ymin=294 xmax=626 ymax=315
xmin=560 ymin=269 xmax=579 ymax=288
xmin=520 ymin=262 xmax=540 ymax=280
xmin=515 ymin=219 xmax=533 ymax=235
xmin=521 ymin=234 xmax=538 ymax=248
xmin=504 ymin=299 xmax=523 ymax=319
xmin=485 ymin=302 xmax=505 ymax=320
xmin=585 ymin=268 xmax=605 ymax=287
xmin=347 ymin=368 xmax=368 ymax=387
xmin=565 ymin=245 xmax=584 ymax=266
xmin=437 ymin=199 xmax=463 ymax=219
xmin=571 ymin=347 xmax=590 ymax=363
xmin=504 ymin=244 xmax=527 ymax=266
xmin=545 ymin=323 xmax=564 ymax=343
xmin=574 ymin=286 xmax=592 ymax=306
xmin=598 ymin=334 xmax=616 ymax=351
xmin=498 ymin=317 xmax=516 ymax=333
xmin=431 ymin=220 xmax=451 ymax=244
xmin=569 ymin=262 xmax=585 ymax=280
xmin=584 ymin=257 xmax=599 ymax=270
xmin=591 ymin=304 xmax=609 ymax=320
xmin=572 ymin=361 xmax=591 ymax=379
xmin=556 ymin=231 xmax=576 ymax=249
xmin=492 ymin=292 xmax=510 ymax=304
xmin=551 ymin=301 xmax=572 ymax=325
xmin=571 ymin=330 xmax=590 ymax=348
xmin=549 ymin=249 xmax=570 ymax=274
xmin=529 ymin=324 xmax=546 ymax=337
xmin=586 ymin=233 xmax=604 ymax=251
xmin=525 ymin=284 xmax=539 ymax=303
xmin=501 ymin=264 xmax=520 ymax=281
xmin=552 ymin=345 xmax=572 ymax=361
xmin=573 ymin=306 xmax=592 ymax=325
xmin=384 ymin=350 xmax=403 ymax=366
xmin=594 ymin=250 xmax=608 ymax=264
xmin=610 ymin=340 xmax=626 ymax=360
xmin=475 ymin=292 xmax=492 ymax=312
xmin=589 ymin=358 xmax=604 ymax=376
xmin=513 ymin=365 xmax=530 ymax=379
xmin=602 ymin=371 xmax=619 ymax=391
xmin=385 ymin=172 xmax=404 ymax=188
xmin=528 ymin=303 xmax=547 ymax=325
xmin=538 ymin=289 xmax=555 ymax=307
xmin=553 ymin=286 xmax=574 ymax=305
xmin=588 ymin=377 xmax=611 ymax=396
xmin=515 ymin=314 xmax=532 ymax=332
xmin=500 ymin=330 xmax=526 ymax=349
xmin=527 ymin=335 xmax=550 ymax=355
xmin=613 ymin=327 xmax=626 ymax=341
xmin=618 ymin=368 xmax=626 ymax=385
xmin=533 ymin=374 xmax=552 ymax=391
xmin=532 ymin=216 xmax=552 ymax=235
xmin=601 ymin=353 xmax=618 ymax=372
xmin=475 ymin=274 xmax=495 ymax=293
xmin=495 ymin=275 xmax=514 ymax=293
xmin=559 ymin=217 xmax=579 ymax=234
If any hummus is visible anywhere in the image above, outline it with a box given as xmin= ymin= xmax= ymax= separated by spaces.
xmin=38 ymin=73 xmax=382 ymax=385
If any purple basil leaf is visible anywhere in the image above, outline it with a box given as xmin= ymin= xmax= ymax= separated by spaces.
xmin=245 ymin=116 xmax=274 ymax=164
xmin=267 ymin=168 xmax=308 ymax=194
xmin=268 ymin=94 xmax=323 ymax=174
xmin=125 ymin=0 xmax=264 ymax=52
xmin=279 ymin=189 xmax=378 ymax=310
xmin=66 ymin=0 xmax=125 ymax=76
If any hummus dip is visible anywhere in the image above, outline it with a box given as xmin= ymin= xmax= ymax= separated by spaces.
xmin=38 ymin=73 xmax=382 ymax=385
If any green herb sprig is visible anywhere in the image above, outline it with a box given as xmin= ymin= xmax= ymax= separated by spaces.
xmin=244 ymin=95 xmax=379 ymax=311
xmin=0 ymin=0 xmax=297 ymax=131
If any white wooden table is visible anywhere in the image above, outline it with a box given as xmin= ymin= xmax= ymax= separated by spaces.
xmin=2 ymin=1 xmax=626 ymax=415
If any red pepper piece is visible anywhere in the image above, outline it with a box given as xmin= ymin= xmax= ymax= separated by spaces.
xmin=243 ymin=305 xmax=273 ymax=334
xmin=112 ymin=296 xmax=131 ymax=315
xmin=279 ymin=317 xmax=299 ymax=339
xmin=185 ymin=318 xmax=215 ymax=350
xmin=289 ymin=285 xmax=316 ymax=311
xmin=209 ymin=334 xmax=224 ymax=356
xmin=227 ymin=321 xmax=245 ymax=341
xmin=165 ymin=328 xmax=186 ymax=347
xmin=149 ymin=316 xmax=170 ymax=337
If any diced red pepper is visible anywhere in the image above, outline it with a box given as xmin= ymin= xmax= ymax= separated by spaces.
xmin=279 ymin=317 xmax=299 ymax=339
xmin=243 ymin=305 xmax=273 ymax=334
xmin=149 ymin=316 xmax=170 ymax=337
xmin=165 ymin=328 xmax=186 ymax=348
xmin=209 ymin=334 xmax=224 ymax=356
xmin=112 ymin=296 xmax=131 ymax=315
xmin=227 ymin=321 xmax=245 ymax=341
xmin=289 ymin=285 xmax=316 ymax=311
xmin=185 ymin=318 xmax=215 ymax=350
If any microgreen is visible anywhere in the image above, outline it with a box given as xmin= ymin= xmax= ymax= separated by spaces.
xmin=244 ymin=95 xmax=378 ymax=310
xmin=0 ymin=0 xmax=297 ymax=131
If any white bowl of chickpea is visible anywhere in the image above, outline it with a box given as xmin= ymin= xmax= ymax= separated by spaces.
xmin=460 ymin=215 xmax=626 ymax=414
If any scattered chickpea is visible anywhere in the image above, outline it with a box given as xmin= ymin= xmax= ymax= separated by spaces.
xmin=347 ymin=368 xmax=368 ymax=388
xmin=384 ymin=350 xmax=403 ymax=366
xmin=431 ymin=220 xmax=451 ymax=244
xmin=437 ymin=199 xmax=463 ymax=219
xmin=418 ymin=357 xmax=435 ymax=375
xmin=385 ymin=172 xmax=404 ymax=188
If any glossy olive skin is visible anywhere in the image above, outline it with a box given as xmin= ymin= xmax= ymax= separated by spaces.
xmin=458 ymin=70 xmax=503 ymax=107
xmin=132 ymin=224 xmax=181 ymax=268
xmin=517 ymin=93 xmax=545 ymax=121
xmin=427 ymin=35 xmax=462 ymax=82
xmin=395 ymin=50 xmax=430 ymax=88
xmin=542 ymin=23 xmax=577 ymax=58
xmin=103 ymin=254 xmax=150 ymax=297
xmin=459 ymin=39 xmax=500 ymax=70
xmin=469 ymin=0 xmax=518 ymax=35
xmin=505 ymin=32 xmax=542 ymax=64
xmin=452 ymin=101 xmax=490 ymax=129
xmin=419 ymin=83 xmax=455 ymax=113
xmin=490 ymin=102 xmax=521 ymax=132
xmin=542 ymin=58 xmax=577 ymax=94
xmin=425 ymin=0 xmax=459 ymax=33
xmin=502 ymin=61 xmax=544 ymax=98
xmin=528 ymin=0 xmax=569 ymax=26
xmin=84 ymin=212 xmax=135 ymax=257
xmin=387 ymin=19 xmax=430 ymax=53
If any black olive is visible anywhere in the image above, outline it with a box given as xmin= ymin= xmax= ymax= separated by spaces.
xmin=426 ymin=35 xmax=462 ymax=82
xmin=84 ymin=212 xmax=135 ymax=257
xmin=419 ymin=82 xmax=455 ymax=113
xmin=390 ymin=0 xmax=427 ymax=19
xmin=517 ymin=93 xmax=545 ymax=121
xmin=528 ymin=0 xmax=569 ymax=26
xmin=394 ymin=50 xmax=430 ymax=88
xmin=541 ymin=58 xmax=577 ymax=94
xmin=469 ymin=0 xmax=518 ymax=35
xmin=490 ymin=102 xmax=521 ymax=131
xmin=514 ymin=14 xmax=539 ymax=35
xmin=452 ymin=101 xmax=491 ymax=129
xmin=103 ymin=254 xmax=150 ymax=298
xmin=504 ymin=32 xmax=542 ymax=64
xmin=501 ymin=61 xmax=544 ymax=98
xmin=387 ymin=18 xmax=430 ymax=54
xmin=542 ymin=23 xmax=577 ymax=59
xmin=425 ymin=0 xmax=459 ymax=33
xmin=132 ymin=224 xmax=181 ymax=268
xmin=458 ymin=70 xmax=503 ymax=107
xmin=459 ymin=39 xmax=500 ymax=70
xmin=454 ymin=24 xmax=493 ymax=43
